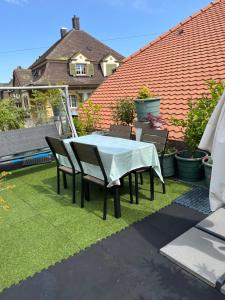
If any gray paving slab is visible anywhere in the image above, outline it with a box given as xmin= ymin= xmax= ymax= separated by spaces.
xmin=196 ymin=208 xmax=225 ymax=240
xmin=160 ymin=227 xmax=225 ymax=288
xmin=221 ymin=284 xmax=225 ymax=295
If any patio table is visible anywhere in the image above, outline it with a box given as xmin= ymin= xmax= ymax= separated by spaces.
xmin=60 ymin=134 xmax=163 ymax=217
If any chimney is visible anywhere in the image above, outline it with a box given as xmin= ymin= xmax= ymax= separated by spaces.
xmin=72 ymin=16 xmax=80 ymax=30
xmin=60 ymin=27 xmax=67 ymax=38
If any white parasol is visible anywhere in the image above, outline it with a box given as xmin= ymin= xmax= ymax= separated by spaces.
xmin=199 ymin=91 xmax=225 ymax=211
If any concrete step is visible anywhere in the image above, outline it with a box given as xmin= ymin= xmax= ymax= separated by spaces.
xmin=196 ymin=208 xmax=225 ymax=241
xmin=160 ymin=227 xmax=225 ymax=294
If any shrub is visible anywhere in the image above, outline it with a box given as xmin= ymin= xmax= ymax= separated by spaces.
xmin=137 ymin=86 xmax=154 ymax=99
xmin=112 ymin=97 xmax=135 ymax=125
xmin=79 ymin=99 xmax=102 ymax=132
xmin=73 ymin=117 xmax=87 ymax=136
xmin=30 ymin=88 xmax=62 ymax=124
xmin=170 ymin=80 xmax=225 ymax=153
xmin=0 ymin=98 xmax=25 ymax=131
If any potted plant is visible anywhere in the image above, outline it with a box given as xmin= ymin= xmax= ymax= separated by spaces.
xmin=146 ymin=112 xmax=166 ymax=129
xmin=145 ymin=113 xmax=176 ymax=177
xmin=78 ymin=99 xmax=102 ymax=134
xmin=170 ymin=80 xmax=225 ymax=182
xmin=112 ymin=97 xmax=135 ymax=126
xmin=160 ymin=146 xmax=177 ymax=178
xmin=202 ymin=156 xmax=213 ymax=187
xmin=135 ymin=86 xmax=160 ymax=121
xmin=170 ymin=98 xmax=208 ymax=182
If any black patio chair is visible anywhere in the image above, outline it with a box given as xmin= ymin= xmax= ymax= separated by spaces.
xmin=70 ymin=141 xmax=133 ymax=220
xmin=133 ymin=129 xmax=168 ymax=203
xmin=108 ymin=125 xmax=131 ymax=139
xmin=45 ymin=136 xmax=80 ymax=203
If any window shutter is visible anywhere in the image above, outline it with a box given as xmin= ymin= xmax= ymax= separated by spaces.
xmin=106 ymin=64 xmax=117 ymax=76
xmin=87 ymin=63 xmax=94 ymax=76
xmin=69 ymin=63 xmax=76 ymax=76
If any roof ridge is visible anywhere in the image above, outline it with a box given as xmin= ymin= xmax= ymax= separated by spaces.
xmin=79 ymin=30 xmax=125 ymax=58
xmin=123 ymin=0 xmax=223 ymax=63
xmin=30 ymin=29 xmax=73 ymax=68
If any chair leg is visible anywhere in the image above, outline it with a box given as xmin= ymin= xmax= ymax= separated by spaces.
xmin=72 ymin=173 xmax=76 ymax=204
xmin=140 ymin=173 xmax=144 ymax=185
xmin=161 ymin=161 xmax=166 ymax=194
xmin=63 ymin=172 xmax=67 ymax=189
xmin=113 ymin=186 xmax=121 ymax=218
xmin=85 ymin=181 xmax=90 ymax=201
xmin=103 ymin=187 xmax=108 ymax=220
xmin=120 ymin=177 xmax=124 ymax=188
xmin=135 ymin=172 xmax=139 ymax=204
xmin=150 ymin=168 xmax=154 ymax=201
xmin=57 ymin=168 xmax=60 ymax=194
xmin=128 ymin=173 xmax=134 ymax=204
xmin=81 ymin=178 xmax=85 ymax=208
xmin=128 ymin=173 xmax=133 ymax=204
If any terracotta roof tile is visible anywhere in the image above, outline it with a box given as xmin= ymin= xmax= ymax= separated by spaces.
xmin=90 ymin=0 xmax=225 ymax=140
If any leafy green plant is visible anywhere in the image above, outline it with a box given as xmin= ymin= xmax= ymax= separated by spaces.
xmin=30 ymin=88 xmax=62 ymax=124
xmin=0 ymin=98 xmax=25 ymax=131
xmin=170 ymin=80 xmax=225 ymax=154
xmin=164 ymin=146 xmax=177 ymax=155
xmin=79 ymin=99 xmax=102 ymax=132
xmin=112 ymin=97 xmax=135 ymax=125
xmin=73 ymin=117 xmax=87 ymax=136
xmin=137 ymin=86 xmax=155 ymax=99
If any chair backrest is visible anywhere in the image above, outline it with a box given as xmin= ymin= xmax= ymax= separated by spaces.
xmin=45 ymin=136 xmax=74 ymax=169
xmin=70 ymin=142 xmax=108 ymax=183
xmin=109 ymin=125 xmax=131 ymax=139
xmin=133 ymin=121 xmax=150 ymax=133
xmin=141 ymin=129 xmax=168 ymax=154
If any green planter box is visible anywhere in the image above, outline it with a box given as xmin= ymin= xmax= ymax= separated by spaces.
xmin=202 ymin=156 xmax=213 ymax=187
xmin=175 ymin=150 xmax=207 ymax=182
xmin=162 ymin=152 xmax=176 ymax=177
xmin=135 ymin=98 xmax=160 ymax=121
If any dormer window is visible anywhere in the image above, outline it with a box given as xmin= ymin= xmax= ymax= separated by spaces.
xmin=100 ymin=54 xmax=119 ymax=77
xmin=69 ymin=52 xmax=94 ymax=77
xmin=76 ymin=63 xmax=87 ymax=75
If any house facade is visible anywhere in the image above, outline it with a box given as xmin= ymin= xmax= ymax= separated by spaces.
xmin=13 ymin=16 xmax=124 ymax=115
xmin=89 ymin=0 xmax=225 ymax=140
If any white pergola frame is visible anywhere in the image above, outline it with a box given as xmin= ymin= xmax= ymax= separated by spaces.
xmin=0 ymin=85 xmax=78 ymax=137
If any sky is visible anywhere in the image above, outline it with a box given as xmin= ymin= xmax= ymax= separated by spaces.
xmin=0 ymin=0 xmax=212 ymax=83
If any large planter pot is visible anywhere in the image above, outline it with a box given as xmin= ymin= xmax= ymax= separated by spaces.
xmin=135 ymin=98 xmax=160 ymax=121
xmin=175 ymin=150 xmax=207 ymax=182
xmin=52 ymin=106 xmax=60 ymax=117
xmin=161 ymin=151 xmax=176 ymax=177
xmin=202 ymin=156 xmax=213 ymax=187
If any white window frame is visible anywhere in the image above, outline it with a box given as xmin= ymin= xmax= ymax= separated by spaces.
xmin=76 ymin=63 xmax=87 ymax=75
xmin=69 ymin=95 xmax=77 ymax=108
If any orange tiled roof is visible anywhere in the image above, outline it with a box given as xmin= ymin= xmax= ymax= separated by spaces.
xmin=90 ymin=0 xmax=225 ymax=140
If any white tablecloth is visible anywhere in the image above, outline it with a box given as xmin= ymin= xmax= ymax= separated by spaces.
xmin=60 ymin=135 xmax=163 ymax=187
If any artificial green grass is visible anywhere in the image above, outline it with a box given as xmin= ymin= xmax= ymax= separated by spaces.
xmin=0 ymin=163 xmax=190 ymax=291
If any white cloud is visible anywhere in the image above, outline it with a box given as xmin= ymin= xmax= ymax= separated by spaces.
xmin=3 ymin=0 xmax=28 ymax=6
